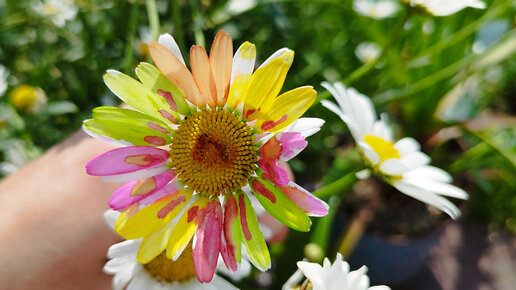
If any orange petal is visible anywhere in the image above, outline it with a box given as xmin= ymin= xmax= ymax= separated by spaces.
xmin=209 ymin=30 xmax=233 ymax=106
xmin=149 ymin=42 xmax=204 ymax=107
xmin=190 ymin=45 xmax=218 ymax=108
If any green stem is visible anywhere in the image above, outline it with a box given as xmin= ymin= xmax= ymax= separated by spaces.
xmin=171 ymin=0 xmax=186 ymax=54
xmin=123 ymin=1 xmax=139 ymax=74
xmin=146 ymin=0 xmax=160 ymax=42
xmin=461 ymin=126 xmax=516 ymax=170
xmin=189 ymin=0 xmax=205 ymax=48
xmin=313 ymin=170 xmax=358 ymax=199
xmin=343 ymin=9 xmax=411 ymax=85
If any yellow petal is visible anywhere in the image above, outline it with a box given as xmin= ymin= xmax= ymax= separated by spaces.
xmin=149 ymin=43 xmax=204 ymax=107
xmin=254 ymin=86 xmax=316 ymax=133
xmin=242 ymin=50 xmax=294 ymax=121
xmin=166 ymin=196 xmax=210 ymax=260
xmin=137 ymin=222 xmax=175 ymax=263
xmin=209 ymin=30 xmax=233 ymax=106
xmin=116 ymin=188 xmax=193 ymax=239
xmin=190 ymin=45 xmax=218 ymax=108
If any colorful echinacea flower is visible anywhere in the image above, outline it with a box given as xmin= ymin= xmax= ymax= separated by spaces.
xmin=103 ymin=210 xmax=244 ymax=290
xmin=85 ymin=30 xmax=329 ymax=283
xmin=321 ymin=82 xmax=468 ymax=219
xmin=282 ymin=253 xmax=390 ymax=290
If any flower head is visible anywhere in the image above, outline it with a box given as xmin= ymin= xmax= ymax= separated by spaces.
xmin=85 ymin=31 xmax=328 ymax=282
xmin=32 ymin=0 xmax=78 ymax=27
xmin=353 ymin=0 xmax=400 ymax=20
xmin=403 ymin=0 xmax=486 ymax=16
xmin=321 ymin=82 xmax=468 ymax=219
xmin=103 ymin=211 xmax=241 ymax=290
xmin=283 ymin=253 xmax=390 ymax=290
xmin=9 ymin=85 xmax=47 ymax=113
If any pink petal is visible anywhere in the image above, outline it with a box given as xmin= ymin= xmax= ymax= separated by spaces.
xmin=259 ymin=158 xmax=289 ymax=186
xmin=193 ymin=200 xmax=223 ymax=283
xmin=279 ymin=182 xmax=329 ymax=217
xmin=86 ymin=146 xmax=169 ymax=176
xmin=220 ymin=196 xmax=240 ymax=272
xmin=139 ymin=181 xmax=182 ymax=206
xmin=278 ymin=132 xmax=307 ymax=161
xmin=108 ymin=170 xmax=175 ymax=210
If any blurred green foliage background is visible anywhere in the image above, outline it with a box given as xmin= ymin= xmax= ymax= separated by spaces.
xmin=1 ymin=0 xmax=516 ymax=288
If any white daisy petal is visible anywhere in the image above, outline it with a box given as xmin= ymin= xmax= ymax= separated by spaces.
xmin=371 ymin=114 xmax=392 ymax=142
xmin=393 ymin=137 xmax=421 ymax=156
xmin=297 ymin=261 xmax=325 ymax=289
xmin=393 ymin=181 xmax=460 ymax=219
xmin=379 ymin=158 xmax=410 ymax=176
xmin=400 ymin=151 xmax=431 ymax=169
xmin=358 ymin=142 xmax=381 ymax=165
xmin=112 ymin=262 xmax=136 ymax=290
xmin=404 ymin=165 xmax=453 ymax=183
xmin=209 ymin=275 xmax=239 ymax=290
xmin=287 ymin=254 xmax=389 ymax=290
xmin=356 ymin=169 xmax=372 ymax=180
xmin=283 ymin=117 xmax=325 ymax=138
xmin=158 ymin=33 xmax=186 ymax=65
xmin=104 ymin=257 xmax=131 ymax=274
xmin=403 ymin=178 xmax=469 ymax=199
xmin=230 ymin=41 xmax=256 ymax=84
xmin=107 ymin=239 xmax=142 ymax=259
xmin=104 ymin=209 xmax=121 ymax=230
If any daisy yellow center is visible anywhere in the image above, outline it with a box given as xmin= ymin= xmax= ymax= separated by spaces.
xmin=363 ymin=135 xmax=400 ymax=163
xmin=143 ymin=243 xmax=196 ymax=283
xmin=170 ymin=109 xmax=258 ymax=196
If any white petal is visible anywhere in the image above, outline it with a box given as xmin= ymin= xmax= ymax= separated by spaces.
xmin=393 ymin=181 xmax=461 ymax=219
xmin=404 ymin=165 xmax=452 ymax=183
xmin=334 ymin=82 xmax=376 ymax=136
xmin=210 ymin=275 xmax=239 ymax=290
xmin=158 ymin=33 xmax=185 ymax=65
xmin=379 ymin=158 xmax=410 ymax=176
xmin=400 ymin=151 xmax=431 ymax=169
xmin=283 ymin=117 xmax=325 ymax=138
xmin=402 ymin=178 xmax=469 ymax=200
xmin=258 ymin=47 xmax=290 ymax=69
xmin=356 ymin=169 xmax=371 ymax=180
xmin=371 ymin=114 xmax=392 ymax=142
xmin=369 ymin=286 xmax=392 ymax=290
xmin=358 ymin=142 xmax=381 ymax=165
xmin=112 ymin=262 xmax=137 ymax=290
xmin=282 ymin=268 xmax=305 ymax=290
xmin=104 ymin=210 xmax=121 ymax=230
xmin=230 ymin=42 xmax=256 ymax=84
xmin=103 ymin=257 xmax=131 ymax=274
xmin=346 ymin=266 xmax=368 ymax=289
xmin=297 ymin=261 xmax=324 ymax=289
xmin=107 ymin=239 xmax=141 ymax=259
xmin=393 ymin=137 xmax=420 ymax=156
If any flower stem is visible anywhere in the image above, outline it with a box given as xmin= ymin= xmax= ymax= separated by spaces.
xmin=146 ymin=0 xmax=160 ymax=41
xmin=312 ymin=170 xmax=358 ymax=199
xmin=171 ymin=0 xmax=186 ymax=54
xmin=343 ymin=9 xmax=411 ymax=85
xmin=123 ymin=0 xmax=139 ymax=74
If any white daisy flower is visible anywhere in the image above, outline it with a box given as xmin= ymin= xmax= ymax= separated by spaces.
xmin=355 ymin=42 xmax=382 ymax=64
xmin=283 ymin=253 xmax=390 ymax=290
xmin=404 ymin=0 xmax=486 ymax=17
xmin=321 ymin=82 xmax=469 ymax=219
xmin=103 ymin=210 xmax=245 ymax=290
xmin=32 ymin=0 xmax=78 ymax=27
xmin=0 ymin=64 xmax=8 ymax=97
xmin=353 ymin=0 xmax=400 ymax=20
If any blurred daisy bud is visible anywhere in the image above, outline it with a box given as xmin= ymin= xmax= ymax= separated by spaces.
xmin=10 ymin=85 xmax=47 ymax=114
xmin=404 ymin=0 xmax=486 ymax=17
xmin=353 ymin=0 xmax=400 ymax=20
xmin=355 ymin=42 xmax=382 ymax=64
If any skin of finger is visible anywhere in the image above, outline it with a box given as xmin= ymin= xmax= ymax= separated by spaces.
xmin=0 ymin=131 xmax=122 ymax=290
